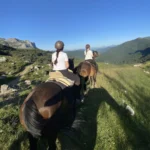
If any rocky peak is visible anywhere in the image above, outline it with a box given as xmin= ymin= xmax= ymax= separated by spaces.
xmin=0 ymin=38 xmax=37 ymax=49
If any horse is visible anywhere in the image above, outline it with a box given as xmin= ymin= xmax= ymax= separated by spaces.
xmin=19 ymin=58 xmax=76 ymax=150
xmin=74 ymin=51 xmax=99 ymax=95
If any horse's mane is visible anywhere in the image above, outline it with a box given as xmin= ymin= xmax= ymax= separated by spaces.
xmin=73 ymin=62 xmax=82 ymax=74
xmin=23 ymin=98 xmax=47 ymax=138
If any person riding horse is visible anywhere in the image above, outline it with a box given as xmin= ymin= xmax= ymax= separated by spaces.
xmin=19 ymin=41 xmax=84 ymax=150
xmin=51 ymin=41 xmax=82 ymax=117
xmin=84 ymin=44 xmax=98 ymax=72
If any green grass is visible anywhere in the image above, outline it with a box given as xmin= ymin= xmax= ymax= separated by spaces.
xmin=0 ymin=62 xmax=150 ymax=150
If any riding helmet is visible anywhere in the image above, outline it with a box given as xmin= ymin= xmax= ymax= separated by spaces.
xmin=55 ymin=40 xmax=64 ymax=50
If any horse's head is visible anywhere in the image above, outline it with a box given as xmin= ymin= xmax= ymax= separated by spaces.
xmin=68 ymin=58 xmax=74 ymax=71
xmin=93 ymin=51 xmax=99 ymax=58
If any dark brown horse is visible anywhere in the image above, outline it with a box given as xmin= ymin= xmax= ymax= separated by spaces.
xmin=19 ymin=59 xmax=76 ymax=150
xmin=74 ymin=51 xmax=99 ymax=95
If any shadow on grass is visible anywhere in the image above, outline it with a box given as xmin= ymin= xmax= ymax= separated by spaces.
xmin=58 ymin=87 xmax=126 ymax=150
xmin=0 ymin=76 xmax=17 ymax=85
xmin=0 ymin=92 xmax=26 ymax=109
xmin=7 ymin=84 xmax=150 ymax=150
xmin=104 ymin=74 xmax=150 ymax=150
xmin=8 ymin=132 xmax=29 ymax=150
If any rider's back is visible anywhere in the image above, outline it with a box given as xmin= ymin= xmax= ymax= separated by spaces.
xmin=84 ymin=49 xmax=93 ymax=60
xmin=52 ymin=51 xmax=68 ymax=71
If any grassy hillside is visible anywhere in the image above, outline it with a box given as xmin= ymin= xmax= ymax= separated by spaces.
xmin=66 ymin=50 xmax=85 ymax=59
xmin=0 ymin=48 xmax=52 ymax=75
xmin=97 ymin=37 xmax=150 ymax=64
xmin=0 ymin=60 xmax=150 ymax=150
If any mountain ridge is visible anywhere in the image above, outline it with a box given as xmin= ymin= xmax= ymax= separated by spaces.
xmin=97 ymin=37 xmax=150 ymax=64
xmin=0 ymin=38 xmax=37 ymax=49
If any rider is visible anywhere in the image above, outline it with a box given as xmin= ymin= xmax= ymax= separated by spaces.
xmin=51 ymin=41 xmax=79 ymax=86
xmin=84 ymin=44 xmax=98 ymax=72
xmin=51 ymin=40 xmax=82 ymax=118
xmin=84 ymin=44 xmax=93 ymax=60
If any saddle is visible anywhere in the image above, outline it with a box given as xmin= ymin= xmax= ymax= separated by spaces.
xmin=46 ymin=71 xmax=74 ymax=89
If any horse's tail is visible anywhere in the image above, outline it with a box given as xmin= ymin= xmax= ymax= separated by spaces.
xmin=80 ymin=68 xmax=88 ymax=77
xmin=23 ymin=98 xmax=47 ymax=138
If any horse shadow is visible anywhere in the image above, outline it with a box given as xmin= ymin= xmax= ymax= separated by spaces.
xmin=103 ymin=74 xmax=150 ymax=149
xmin=58 ymin=86 xmax=150 ymax=150
xmin=58 ymin=87 xmax=127 ymax=150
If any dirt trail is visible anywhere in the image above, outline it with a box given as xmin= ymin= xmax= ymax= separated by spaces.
xmin=19 ymin=64 xmax=33 ymax=76
xmin=8 ymin=64 xmax=33 ymax=86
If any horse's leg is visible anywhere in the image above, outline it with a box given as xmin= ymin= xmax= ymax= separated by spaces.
xmin=91 ymin=76 xmax=95 ymax=89
xmin=28 ymin=133 xmax=38 ymax=150
xmin=81 ymin=76 xmax=85 ymax=96
xmin=84 ymin=76 xmax=88 ymax=95
xmin=47 ymin=132 xmax=57 ymax=150
xmin=90 ymin=76 xmax=94 ymax=89
xmin=93 ymin=73 xmax=97 ymax=88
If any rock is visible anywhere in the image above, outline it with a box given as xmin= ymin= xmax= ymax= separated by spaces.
xmin=1 ymin=84 xmax=9 ymax=94
xmin=11 ymin=88 xmax=18 ymax=92
xmin=30 ymin=66 xmax=34 ymax=69
xmin=25 ymin=80 xmax=31 ymax=85
xmin=25 ymin=60 xmax=30 ymax=63
xmin=0 ymin=57 xmax=7 ymax=62
xmin=133 ymin=63 xmax=142 ymax=67
xmin=34 ymin=65 xmax=40 ymax=70
xmin=0 ymin=38 xmax=37 ymax=49
xmin=144 ymin=70 xmax=150 ymax=74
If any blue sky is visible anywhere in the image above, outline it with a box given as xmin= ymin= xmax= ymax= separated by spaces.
xmin=0 ymin=0 xmax=150 ymax=50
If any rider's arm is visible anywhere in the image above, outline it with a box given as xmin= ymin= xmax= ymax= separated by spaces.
xmin=64 ymin=53 xmax=69 ymax=69
xmin=65 ymin=61 xmax=69 ymax=69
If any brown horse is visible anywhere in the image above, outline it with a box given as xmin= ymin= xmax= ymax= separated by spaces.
xmin=74 ymin=51 xmax=99 ymax=95
xmin=19 ymin=59 xmax=76 ymax=150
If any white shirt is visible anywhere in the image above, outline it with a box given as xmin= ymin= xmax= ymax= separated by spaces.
xmin=84 ymin=49 xmax=93 ymax=60
xmin=52 ymin=51 xmax=68 ymax=70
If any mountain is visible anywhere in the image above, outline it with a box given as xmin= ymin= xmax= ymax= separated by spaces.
xmin=66 ymin=49 xmax=84 ymax=59
xmin=92 ymin=45 xmax=117 ymax=53
xmin=0 ymin=38 xmax=37 ymax=49
xmin=145 ymin=36 xmax=150 ymax=40
xmin=97 ymin=37 xmax=150 ymax=64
